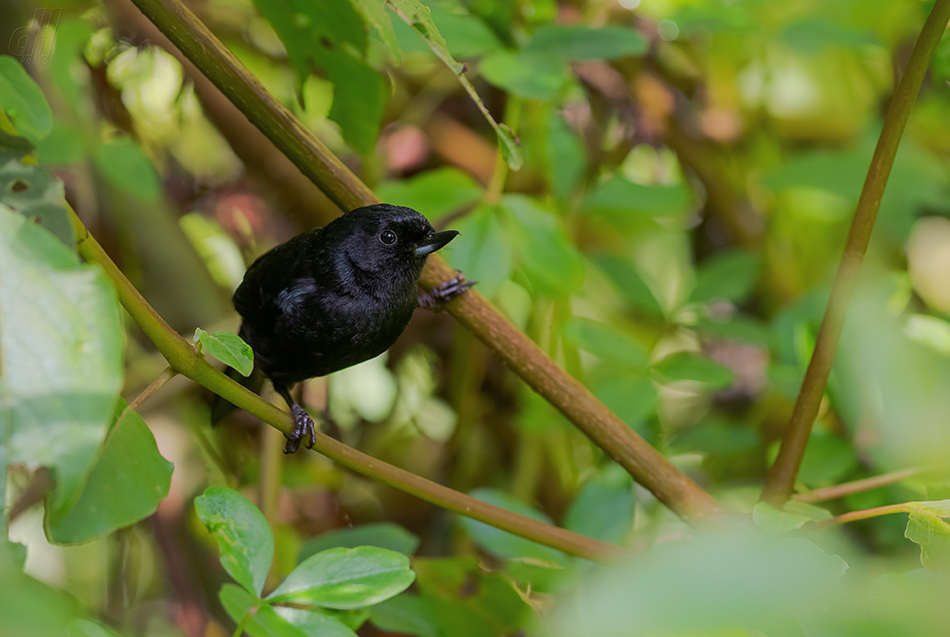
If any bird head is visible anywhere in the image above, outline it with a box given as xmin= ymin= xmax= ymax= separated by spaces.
xmin=330 ymin=203 xmax=459 ymax=280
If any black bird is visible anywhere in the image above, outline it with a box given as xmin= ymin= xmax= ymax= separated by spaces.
xmin=212 ymin=203 xmax=473 ymax=453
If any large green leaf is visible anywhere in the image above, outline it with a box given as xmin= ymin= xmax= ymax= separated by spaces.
xmin=0 ymin=545 xmax=78 ymax=637
xmin=0 ymin=205 xmax=123 ymax=521
xmin=0 ymin=144 xmax=74 ymax=246
xmin=195 ymin=487 xmax=274 ymax=597
xmin=524 ymin=24 xmax=647 ymax=61
xmin=551 ymin=534 xmax=847 ymax=636
xmin=267 ymin=547 xmax=415 ymax=609
xmin=252 ymin=0 xmax=386 ymax=154
xmin=0 ymin=56 xmax=53 ymax=142
xmin=651 ymin=352 xmax=734 ymax=389
xmin=593 ymin=254 xmax=665 ymax=318
xmin=48 ymin=403 xmax=173 ymax=544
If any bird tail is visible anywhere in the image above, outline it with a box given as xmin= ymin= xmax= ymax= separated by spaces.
xmin=210 ymin=365 xmax=265 ymax=425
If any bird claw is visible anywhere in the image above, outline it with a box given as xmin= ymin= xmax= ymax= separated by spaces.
xmin=418 ymin=273 xmax=476 ymax=311
xmin=284 ymin=403 xmax=316 ymax=454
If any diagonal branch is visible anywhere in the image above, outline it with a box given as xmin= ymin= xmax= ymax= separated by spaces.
xmin=68 ymin=206 xmax=625 ymax=562
xmin=122 ymin=0 xmax=725 ymax=524
xmin=762 ymin=0 xmax=950 ymax=506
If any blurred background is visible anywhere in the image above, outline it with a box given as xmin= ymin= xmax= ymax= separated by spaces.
xmin=5 ymin=0 xmax=950 ymax=634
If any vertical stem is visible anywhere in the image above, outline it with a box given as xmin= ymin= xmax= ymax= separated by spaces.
xmin=761 ymin=0 xmax=950 ymax=506
xmin=259 ymin=423 xmax=284 ymax=593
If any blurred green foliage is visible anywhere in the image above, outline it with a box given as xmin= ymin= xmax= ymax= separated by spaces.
xmin=5 ymin=0 xmax=950 ymax=634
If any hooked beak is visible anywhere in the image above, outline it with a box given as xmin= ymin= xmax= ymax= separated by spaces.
xmin=415 ymin=230 xmax=459 ymax=256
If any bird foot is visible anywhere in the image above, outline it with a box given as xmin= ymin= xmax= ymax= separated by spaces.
xmin=418 ymin=273 xmax=476 ymax=311
xmin=283 ymin=403 xmax=316 ymax=454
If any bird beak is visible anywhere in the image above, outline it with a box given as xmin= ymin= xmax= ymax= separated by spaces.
xmin=415 ymin=230 xmax=460 ymax=256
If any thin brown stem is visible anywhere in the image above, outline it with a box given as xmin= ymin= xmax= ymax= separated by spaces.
xmin=793 ymin=467 xmax=929 ymax=503
xmin=805 ymin=503 xmax=913 ymax=531
xmin=124 ymin=0 xmax=724 ymax=525
xmin=120 ymin=366 xmax=178 ymax=421
xmin=761 ymin=0 xmax=950 ymax=506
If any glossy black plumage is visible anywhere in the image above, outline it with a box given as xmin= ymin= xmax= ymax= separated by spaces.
xmin=212 ymin=203 xmax=471 ymax=453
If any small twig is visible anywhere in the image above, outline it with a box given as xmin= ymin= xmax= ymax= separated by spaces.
xmin=804 ymin=503 xmax=913 ymax=532
xmin=793 ymin=467 xmax=930 ymax=503
xmin=761 ymin=0 xmax=950 ymax=506
xmin=120 ymin=366 xmax=178 ymax=421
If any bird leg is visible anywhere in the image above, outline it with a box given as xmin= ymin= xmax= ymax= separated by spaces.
xmin=274 ymin=383 xmax=316 ymax=454
xmin=418 ymin=273 xmax=476 ymax=311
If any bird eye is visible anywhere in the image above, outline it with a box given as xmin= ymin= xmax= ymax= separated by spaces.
xmin=380 ymin=229 xmax=397 ymax=245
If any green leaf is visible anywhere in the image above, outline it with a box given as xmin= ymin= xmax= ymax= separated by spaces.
xmin=351 ymin=0 xmax=400 ymax=60
xmin=194 ymin=328 xmax=254 ymax=377
xmin=376 ymin=167 xmax=483 ymax=220
xmin=267 ymin=547 xmax=415 ymax=609
xmin=591 ymin=371 xmax=657 ymax=433
xmin=551 ymin=533 xmax=847 ymax=636
xmin=503 ymin=194 xmax=584 ymax=295
xmin=779 ymin=18 xmax=877 ymax=54
xmin=906 ymin=506 xmax=950 ymax=573
xmin=388 ymin=0 xmax=463 ymax=73
xmin=273 ymin=606 xmax=361 ymax=637
xmin=48 ymin=403 xmax=174 ymax=544
xmin=546 ymin=111 xmax=586 ymax=201
xmin=219 ymin=584 xmax=321 ymax=637
xmin=0 ymin=546 xmax=78 ymax=637
xmin=564 ymin=466 xmax=634 ymax=545
xmin=524 ymin=24 xmax=648 ymax=61
xmin=92 ymin=138 xmax=162 ymax=202
xmin=460 ymin=488 xmax=567 ymax=564
xmin=388 ymin=0 xmax=521 ymax=168
xmin=369 ymin=594 xmax=439 ymax=637
xmin=35 ymin=121 xmax=85 ymax=166
xmin=413 ymin=557 xmax=532 ymax=637
xmin=798 ymin=430 xmax=858 ymax=487
xmin=0 ymin=205 xmax=123 ymax=521
xmin=582 ymin=178 xmax=693 ymax=220
xmin=252 ymin=0 xmax=386 ymax=154
xmin=480 ymin=50 xmax=569 ymax=101
xmin=0 ymin=56 xmax=53 ymax=142
xmin=562 ymin=318 xmax=647 ymax=368
xmin=668 ymin=417 xmax=758 ymax=455
xmin=298 ymin=523 xmax=420 ymax=562
xmin=195 ymin=487 xmax=274 ymax=597
xmin=430 ymin=7 xmax=501 ymax=58
xmin=179 ymin=213 xmax=247 ymax=291
xmin=752 ymin=501 xmax=830 ymax=537
xmin=652 ymin=352 xmax=734 ymax=389
xmin=690 ymin=249 xmax=760 ymax=304
xmin=0 ymin=144 xmax=75 ymax=246
xmin=66 ymin=618 xmax=122 ymax=637
xmin=593 ymin=254 xmax=665 ymax=318
xmin=443 ymin=205 xmax=513 ymax=297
